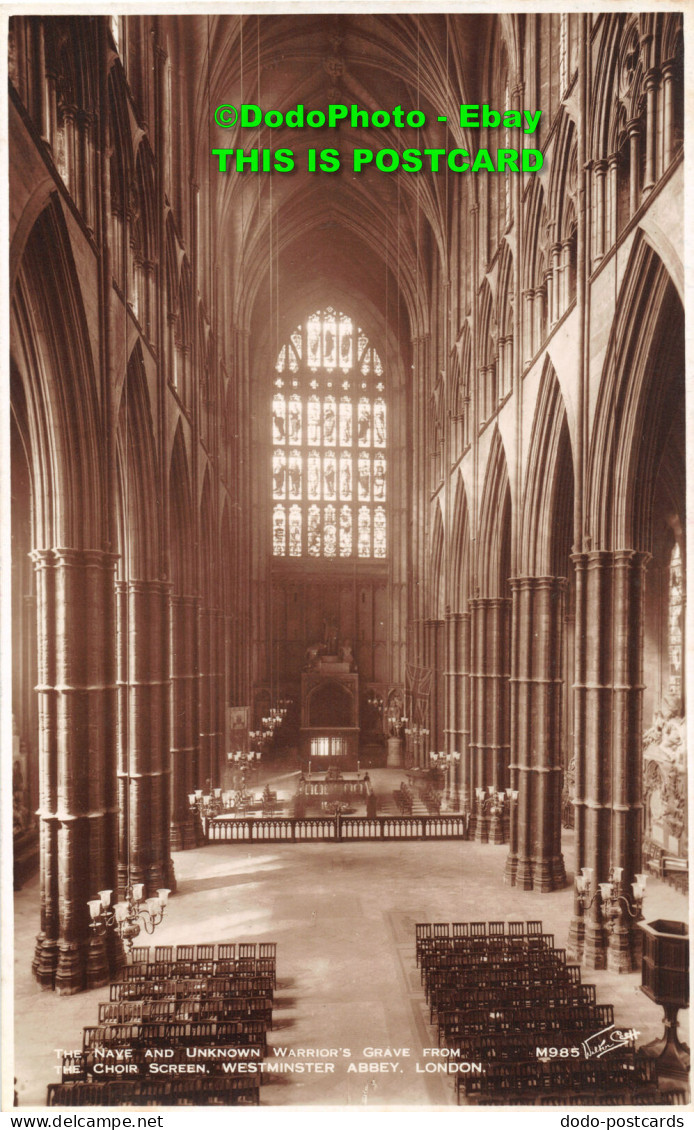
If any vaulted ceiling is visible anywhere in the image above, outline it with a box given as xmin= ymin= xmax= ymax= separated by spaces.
xmin=179 ymin=13 xmax=496 ymax=357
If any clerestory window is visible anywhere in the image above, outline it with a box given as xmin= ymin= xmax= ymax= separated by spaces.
xmin=272 ymin=308 xmax=387 ymax=560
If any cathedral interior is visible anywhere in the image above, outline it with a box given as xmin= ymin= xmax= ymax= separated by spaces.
xmin=7 ymin=11 xmax=689 ymax=1110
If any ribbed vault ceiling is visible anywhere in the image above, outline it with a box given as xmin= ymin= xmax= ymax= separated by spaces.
xmin=188 ymin=13 xmax=494 ymax=354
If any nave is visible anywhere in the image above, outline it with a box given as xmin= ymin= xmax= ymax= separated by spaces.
xmin=8 ymin=12 xmax=687 ymax=1110
xmin=14 ymin=824 xmax=689 ymax=1108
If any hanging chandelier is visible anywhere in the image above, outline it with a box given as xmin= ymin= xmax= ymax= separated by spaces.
xmin=88 ymin=885 xmax=170 ymax=953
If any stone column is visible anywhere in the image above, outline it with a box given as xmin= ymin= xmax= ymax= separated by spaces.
xmin=661 ymin=60 xmax=676 ymax=171
xmin=170 ymin=594 xmax=199 ymax=851
xmin=444 ymin=611 xmax=456 ymax=791
xmin=422 ymin=618 xmax=435 ymax=766
xmin=534 ymin=286 xmax=546 ymax=353
xmin=210 ymin=606 xmax=225 ymax=787
xmin=607 ymin=154 xmax=619 ymax=248
xmin=568 ymin=550 xmax=649 ymax=972
xmin=469 ymin=598 xmax=511 ymax=840
xmin=642 ymin=69 xmax=659 ymax=195
xmin=593 ymin=160 xmax=607 ymax=265
xmin=627 ymin=118 xmax=641 ymax=217
xmin=561 ymin=240 xmax=572 ymax=312
xmin=506 ymin=577 xmax=567 ymax=891
xmin=435 ymin=618 xmax=446 ymax=763
xmin=523 ymin=291 xmax=535 ymax=364
xmin=197 ymin=603 xmax=212 ymax=788
xmin=496 ymin=341 xmax=505 ymax=403
xmin=445 ymin=611 xmax=470 ymax=810
xmin=550 ymin=243 xmax=562 ymax=325
xmin=198 ymin=604 xmax=225 ymax=789
xmin=117 ymin=580 xmax=173 ymax=898
xmin=479 ymin=367 xmax=489 ymax=422
xmin=506 ymin=338 xmax=513 ymax=400
xmin=31 ymin=549 xmax=119 ymax=994
xmin=457 ymin=612 xmax=472 ymax=813
xmin=606 ymin=550 xmax=649 ymax=972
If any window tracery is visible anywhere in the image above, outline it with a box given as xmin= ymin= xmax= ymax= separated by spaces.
xmin=272 ymin=309 xmax=387 ymax=559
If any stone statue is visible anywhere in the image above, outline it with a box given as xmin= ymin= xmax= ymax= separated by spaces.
xmin=305 ymin=642 xmax=325 ymax=670
xmin=323 ymin=616 xmax=339 ymax=655
xmin=643 ymin=694 xmax=686 ymax=770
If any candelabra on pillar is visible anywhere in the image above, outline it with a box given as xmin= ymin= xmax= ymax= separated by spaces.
xmin=471 ymin=785 xmax=516 ymax=843
xmin=403 ymin=721 xmax=429 ymax=769
xmin=87 ymin=884 xmax=170 ymax=956
xmin=575 ymin=866 xmax=648 ymax=973
xmin=429 ymin=751 xmax=461 ymax=810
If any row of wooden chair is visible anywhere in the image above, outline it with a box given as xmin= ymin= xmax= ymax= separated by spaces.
xmin=416 ymin=920 xmax=544 ymax=940
xmin=83 ymin=1019 xmax=268 ymax=1054
xmin=427 ymin=970 xmax=583 ymax=1020
xmin=424 ymin=960 xmax=582 ymax=1001
xmin=118 ymin=957 xmax=276 ymax=984
xmin=416 ymin=921 xmax=547 ymax=965
xmin=393 ymin=784 xmax=414 ymax=815
xmin=111 ymin=973 xmax=274 ymax=1001
xmin=418 ymin=932 xmax=555 ymax=961
xmin=439 ymin=1002 xmax=615 ymax=1043
xmin=48 ymin=940 xmax=278 ymax=1106
xmin=431 ymin=983 xmax=597 ymax=1026
xmin=98 ymin=996 xmax=273 ymax=1026
xmin=458 ymin=1055 xmax=658 ymax=1101
xmin=415 ymin=921 xmax=671 ymax=1108
xmin=539 ymin=1091 xmax=690 ymax=1107
xmin=131 ymin=942 xmax=276 ymax=963
xmin=420 ymin=947 xmax=566 ymax=985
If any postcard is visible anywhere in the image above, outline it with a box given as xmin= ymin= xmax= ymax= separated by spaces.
xmin=3 ymin=2 xmax=691 ymax=1120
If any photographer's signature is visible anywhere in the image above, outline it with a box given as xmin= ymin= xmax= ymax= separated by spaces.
xmin=581 ymin=1025 xmax=640 ymax=1059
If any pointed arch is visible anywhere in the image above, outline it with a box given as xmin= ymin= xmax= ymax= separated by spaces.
xmin=451 ymin=322 xmax=472 ymax=453
xmin=523 ymin=180 xmax=549 ymax=358
xmin=165 ymin=213 xmax=181 ymax=320
xmin=478 ymin=429 xmax=512 ymax=598
xmin=548 ymin=112 xmax=578 ymax=318
xmin=108 ymin=64 xmax=133 ymax=220
xmin=11 ymin=197 xmax=102 ymax=548
xmin=199 ymin=465 xmax=216 ymax=602
xmin=497 ymin=242 xmax=514 ymax=401
xmin=484 ymin=22 xmax=512 ymax=253
xmin=549 ymin=112 xmax=579 ymax=243
xmin=430 ymin=501 xmax=445 ymax=620
xmin=169 ymin=421 xmax=194 ymax=595
xmin=450 ymin=474 xmax=472 ymax=611
xmin=134 ymin=140 xmax=156 ymax=264
xmin=520 ymin=360 xmax=574 ymax=576
xmin=587 ymin=236 xmax=684 ymax=552
xmin=220 ymin=496 xmax=236 ymax=614
xmin=116 ymin=342 xmax=159 ymax=579
xmin=478 ymin=279 xmax=498 ymax=421
xmin=590 ymin=15 xmax=627 ymax=160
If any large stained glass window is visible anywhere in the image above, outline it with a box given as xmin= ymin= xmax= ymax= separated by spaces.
xmin=272 ymin=308 xmax=387 ymax=559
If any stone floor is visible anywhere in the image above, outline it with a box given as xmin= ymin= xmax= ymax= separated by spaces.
xmin=12 ymin=785 xmax=691 ymax=1110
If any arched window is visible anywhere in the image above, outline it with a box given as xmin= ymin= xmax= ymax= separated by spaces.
xmin=272 ymin=308 xmax=387 ymax=559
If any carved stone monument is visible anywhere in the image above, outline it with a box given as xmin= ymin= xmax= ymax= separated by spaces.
xmin=642 ymin=696 xmax=687 ymax=880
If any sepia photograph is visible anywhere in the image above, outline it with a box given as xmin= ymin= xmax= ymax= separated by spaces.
xmin=3 ymin=2 xmax=691 ymax=1115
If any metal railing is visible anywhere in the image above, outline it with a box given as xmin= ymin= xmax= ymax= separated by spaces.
xmin=206 ymin=814 xmax=468 ymax=843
